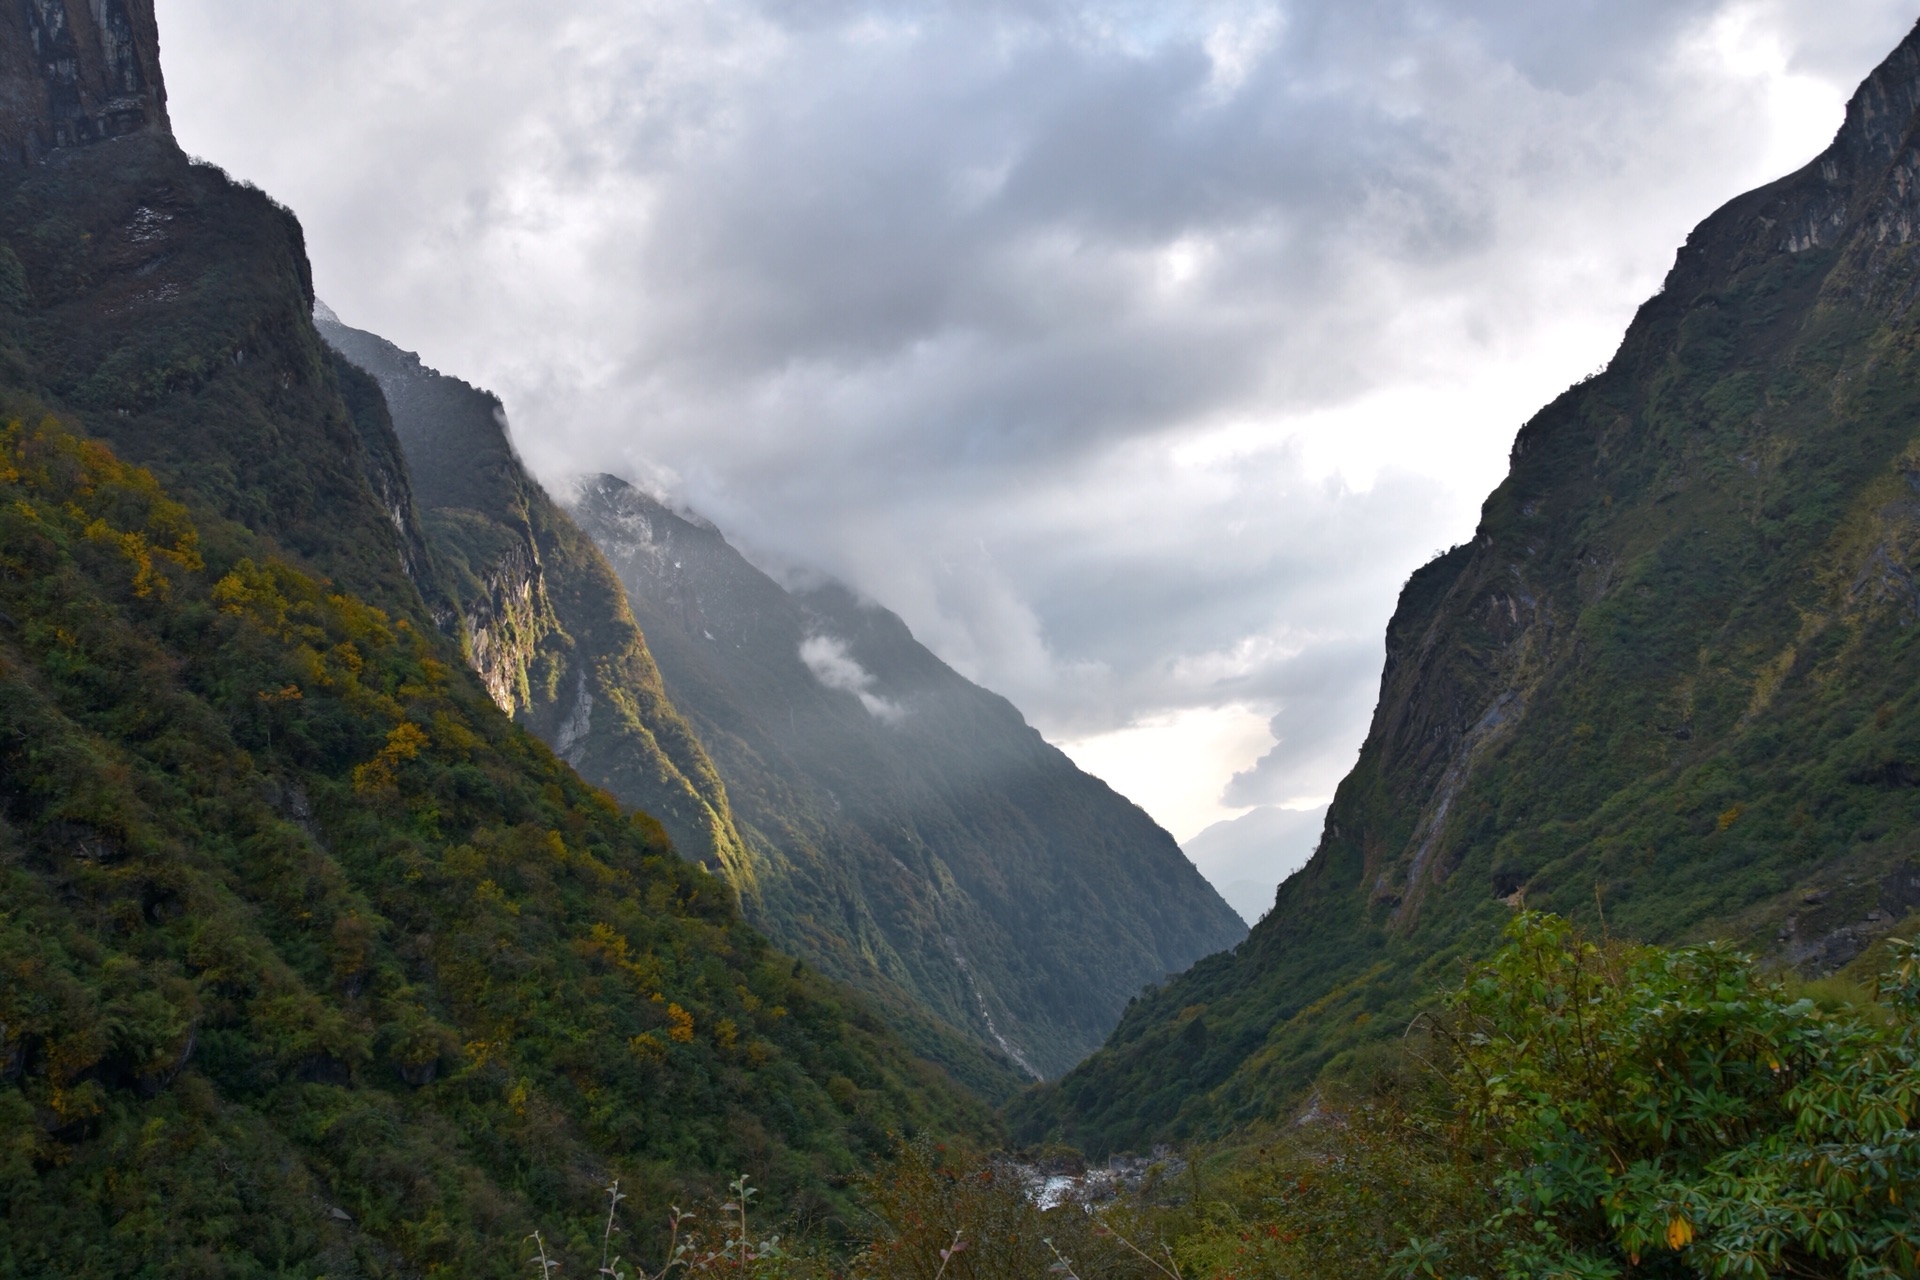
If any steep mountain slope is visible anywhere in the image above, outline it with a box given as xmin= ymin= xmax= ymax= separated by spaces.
xmin=0 ymin=5 xmax=991 ymax=1271
xmin=1018 ymin=19 xmax=1920 ymax=1153
xmin=0 ymin=129 xmax=445 ymax=637
xmin=566 ymin=475 xmax=1249 ymax=1081
xmin=314 ymin=315 xmax=755 ymax=885
xmin=0 ymin=418 xmax=988 ymax=1275
xmin=317 ymin=322 xmax=1029 ymax=1100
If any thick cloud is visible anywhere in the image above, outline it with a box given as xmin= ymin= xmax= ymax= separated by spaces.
xmin=156 ymin=0 xmax=1916 ymax=857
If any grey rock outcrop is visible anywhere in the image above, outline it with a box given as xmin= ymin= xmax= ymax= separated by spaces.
xmin=0 ymin=0 xmax=169 ymax=164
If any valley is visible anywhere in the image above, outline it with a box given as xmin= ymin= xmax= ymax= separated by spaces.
xmin=6 ymin=2 xmax=1920 ymax=1276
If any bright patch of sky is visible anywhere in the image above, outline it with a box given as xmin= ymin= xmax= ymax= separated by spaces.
xmin=1058 ymin=702 xmax=1280 ymax=841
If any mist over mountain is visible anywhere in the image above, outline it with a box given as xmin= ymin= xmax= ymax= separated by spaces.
xmin=315 ymin=315 xmax=1244 ymax=1087
xmin=312 ymin=311 xmax=764 ymax=887
xmin=1019 ymin=16 xmax=1920 ymax=1156
xmin=566 ymin=473 xmax=1249 ymax=1081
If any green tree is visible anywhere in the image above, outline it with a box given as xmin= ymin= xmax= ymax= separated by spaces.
xmin=1408 ymin=912 xmax=1920 ymax=1278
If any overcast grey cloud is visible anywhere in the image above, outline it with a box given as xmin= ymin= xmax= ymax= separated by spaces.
xmin=156 ymin=0 xmax=1916 ymax=886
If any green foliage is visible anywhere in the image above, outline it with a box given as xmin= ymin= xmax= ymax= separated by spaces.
xmin=0 ymin=416 xmax=991 ymax=1276
xmin=1407 ymin=911 xmax=1920 ymax=1278
xmin=1166 ymin=1097 xmax=1491 ymax=1280
xmin=552 ymin=908 xmax=1920 ymax=1277
xmin=1005 ymin=914 xmax=1920 ymax=1278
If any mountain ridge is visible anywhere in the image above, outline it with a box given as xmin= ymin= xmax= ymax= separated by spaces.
xmin=315 ymin=316 xmax=1042 ymax=1096
xmin=313 ymin=313 xmax=759 ymax=887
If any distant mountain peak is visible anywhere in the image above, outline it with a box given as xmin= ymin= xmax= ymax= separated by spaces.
xmin=572 ymin=470 xmax=720 ymax=534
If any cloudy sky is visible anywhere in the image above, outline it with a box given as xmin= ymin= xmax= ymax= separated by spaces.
xmin=157 ymin=0 xmax=1915 ymax=885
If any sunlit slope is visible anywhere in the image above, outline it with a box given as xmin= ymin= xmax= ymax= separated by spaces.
xmin=1016 ymin=20 xmax=1920 ymax=1153
xmin=316 ymin=315 xmax=757 ymax=886
xmin=317 ymin=326 xmax=1037 ymax=1099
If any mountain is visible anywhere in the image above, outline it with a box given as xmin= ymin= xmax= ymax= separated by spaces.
xmin=1016 ymin=19 xmax=1920 ymax=1154
xmin=314 ymin=320 xmax=1036 ymax=1097
xmin=311 ymin=307 xmax=1244 ymax=1085
xmin=565 ymin=475 xmax=1250 ymax=1081
xmin=0 ymin=5 xmax=990 ymax=1273
xmin=1182 ymin=804 xmax=1328 ymax=924
xmin=313 ymin=314 xmax=756 ymax=887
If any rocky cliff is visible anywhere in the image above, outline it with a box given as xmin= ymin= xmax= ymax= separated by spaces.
xmin=568 ymin=474 xmax=1248 ymax=1084
xmin=0 ymin=0 xmax=168 ymax=164
xmin=1018 ymin=18 xmax=1920 ymax=1153
xmin=316 ymin=315 xmax=757 ymax=885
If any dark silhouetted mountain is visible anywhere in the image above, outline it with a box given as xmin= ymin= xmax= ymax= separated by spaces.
xmin=1017 ymin=19 xmax=1920 ymax=1154
xmin=566 ymin=474 xmax=1249 ymax=1082
xmin=0 ymin=6 xmax=990 ymax=1273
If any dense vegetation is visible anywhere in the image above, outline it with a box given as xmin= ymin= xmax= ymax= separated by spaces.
xmin=0 ymin=393 xmax=986 ymax=1278
xmin=823 ymin=913 xmax=1920 ymax=1280
xmin=1019 ymin=19 xmax=1920 ymax=1154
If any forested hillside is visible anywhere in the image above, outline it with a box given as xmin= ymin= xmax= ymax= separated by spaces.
xmin=1019 ymin=17 xmax=1920 ymax=1154
xmin=0 ymin=418 xmax=986 ymax=1274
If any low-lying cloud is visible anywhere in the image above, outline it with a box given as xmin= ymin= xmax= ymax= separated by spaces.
xmin=799 ymin=635 xmax=905 ymax=723
xmin=157 ymin=0 xmax=1917 ymax=850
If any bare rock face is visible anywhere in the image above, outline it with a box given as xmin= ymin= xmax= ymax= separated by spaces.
xmin=0 ymin=0 xmax=169 ymax=164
